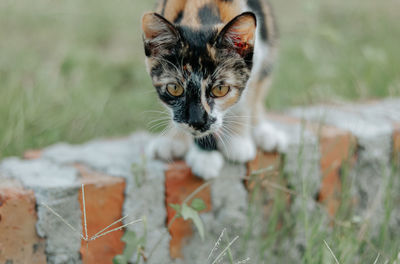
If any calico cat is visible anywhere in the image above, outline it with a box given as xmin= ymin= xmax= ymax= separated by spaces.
xmin=142 ymin=0 xmax=287 ymax=179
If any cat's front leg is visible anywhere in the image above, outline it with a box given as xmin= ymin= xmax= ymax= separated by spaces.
xmin=184 ymin=135 xmax=224 ymax=179
xmin=252 ymin=121 xmax=289 ymax=153
xmin=185 ymin=143 xmax=225 ymax=180
xmin=146 ymin=127 xmax=192 ymax=161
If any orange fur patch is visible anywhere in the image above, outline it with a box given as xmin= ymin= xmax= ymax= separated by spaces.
xmin=217 ymin=0 xmax=243 ymax=23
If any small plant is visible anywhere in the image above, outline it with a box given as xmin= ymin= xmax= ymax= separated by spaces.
xmin=113 ymin=227 xmax=147 ymax=264
xmin=208 ymin=228 xmax=250 ymax=264
xmin=169 ymin=197 xmax=207 ymax=240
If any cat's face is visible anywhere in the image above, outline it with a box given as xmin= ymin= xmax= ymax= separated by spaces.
xmin=142 ymin=12 xmax=256 ymax=138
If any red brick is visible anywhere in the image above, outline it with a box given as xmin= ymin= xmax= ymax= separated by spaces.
xmin=0 ymin=179 xmax=46 ymax=263
xmin=247 ymin=151 xmax=281 ymax=189
xmin=246 ymin=151 xmax=289 ymax=220
xmin=316 ymin=126 xmax=357 ymax=216
xmin=76 ymin=165 xmax=126 ymax=264
xmin=23 ymin=149 xmax=42 ymax=160
xmin=165 ymin=161 xmax=212 ymax=259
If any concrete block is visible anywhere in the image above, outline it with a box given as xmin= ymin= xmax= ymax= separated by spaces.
xmin=123 ymin=159 xmax=170 ymax=264
xmin=42 ymin=132 xmax=151 ymax=178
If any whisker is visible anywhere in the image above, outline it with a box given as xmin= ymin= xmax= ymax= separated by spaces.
xmin=141 ymin=110 xmax=170 ymax=115
xmin=223 ymin=120 xmax=255 ymax=129
xmin=221 ymin=125 xmax=241 ymax=138
xmin=148 ymin=117 xmax=171 ymax=126
xmin=148 ymin=125 xmax=170 ymax=133
xmin=214 ymin=132 xmax=228 ymax=155
xmin=148 ymin=120 xmax=170 ymax=132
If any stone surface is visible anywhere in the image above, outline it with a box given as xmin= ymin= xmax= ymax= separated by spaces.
xmin=0 ymin=178 xmax=46 ymax=264
xmin=123 ymin=159 xmax=169 ymax=264
xmin=165 ymin=161 xmax=212 ymax=259
xmin=42 ymin=132 xmax=150 ymax=178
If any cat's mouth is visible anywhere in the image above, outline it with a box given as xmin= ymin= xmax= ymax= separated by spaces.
xmin=174 ymin=120 xmax=221 ymax=138
xmin=190 ymin=129 xmax=213 ymax=138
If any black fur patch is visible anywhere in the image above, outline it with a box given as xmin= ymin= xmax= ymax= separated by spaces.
xmin=198 ymin=4 xmax=221 ymax=25
xmin=195 ymin=135 xmax=218 ymax=151
xmin=151 ymin=63 xmax=163 ymax=77
xmin=176 ymin=26 xmax=218 ymax=74
xmin=174 ymin=11 xmax=183 ymax=24
xmin=144 ymin=41 xmax=152 ymax=57
xmin=247 ymin=0 xmax=268 ymax=41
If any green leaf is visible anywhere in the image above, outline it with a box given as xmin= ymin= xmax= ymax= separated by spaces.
xmin=181 ymin=204 xmax=205 ymax=241
xmin=113 ymin=254 xmax=128 ymax=264
xmin=190 ymin=198 xmax=206 ymax=212
xmin=169 ymin=203 xmax=182 ymax=216
xmin=121 ymin=230 xmax=138 ymax=259
xmin=122 ymin=230 xmax=137 ymax=243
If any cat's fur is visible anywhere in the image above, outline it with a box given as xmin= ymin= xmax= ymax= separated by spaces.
xmin=142 ymin=0 xmax=287 ymax=179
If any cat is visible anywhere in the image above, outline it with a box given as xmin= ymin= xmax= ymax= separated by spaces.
xmin=142 ymin=0 xmax=287 ymax=179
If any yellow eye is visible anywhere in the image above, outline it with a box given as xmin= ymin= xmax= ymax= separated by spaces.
xmin=211 ymin=85 xmax=230 ymax=97
xmin=166 ymin=83 xmax=184 ymax=97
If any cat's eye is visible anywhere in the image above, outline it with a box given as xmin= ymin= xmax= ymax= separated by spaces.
xmin=166 ymin=83 xmax=184 ymax=97
xmin=211 ymin=85 xmax=230 ymax=98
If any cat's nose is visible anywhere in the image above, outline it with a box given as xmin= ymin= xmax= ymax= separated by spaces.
xmin=188 ymin=118 xmax=206 ymax=130
xmin=188 ymin=106 xmax=207 ymax=130
xmin=188 ymin=115 xmax=206 ymax=130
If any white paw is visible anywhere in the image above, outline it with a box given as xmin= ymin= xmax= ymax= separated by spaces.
xmin=185 ymin=144 xmax=224 ymax=180
xmin=146 ymin=136 xmax=189 ymax=161
xmin=219 ymin=135 xmax=256 ymax=163
xmin=252 ymin=122 xmax=289 ymax=153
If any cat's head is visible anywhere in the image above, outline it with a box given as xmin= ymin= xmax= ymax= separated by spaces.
xmin=142 ymin=12 xmax=256 ymax=138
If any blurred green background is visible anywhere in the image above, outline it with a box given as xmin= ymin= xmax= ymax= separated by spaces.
xmin=1 ymin=0 xmax=399 ymax=157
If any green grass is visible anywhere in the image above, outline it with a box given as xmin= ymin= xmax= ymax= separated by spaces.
xmin=1 ymin=0 xmax=399 ymax=157
xmin=0 ymin=0 xmax=157 ymax=157
xmin=267 ymin=0 xmax=400 ymax=109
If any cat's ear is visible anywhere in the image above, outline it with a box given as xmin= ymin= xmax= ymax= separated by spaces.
xmin=142 ymin=12 xmax=180 ymax=57
xmin=216 ymin=12 xmax=256 ymax=57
